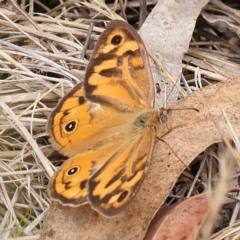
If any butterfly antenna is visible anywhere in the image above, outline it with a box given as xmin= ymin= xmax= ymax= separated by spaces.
xmin=162 ymin=61 xmax=200 ymax=113
xmin=169 ymin=107 xmax=199 ymax=113
xmin=163 ymin=60 xmax=192 ymax=107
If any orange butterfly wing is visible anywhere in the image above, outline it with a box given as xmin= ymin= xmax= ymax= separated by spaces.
xmin=84 ymin=20 xmax=154 ymax=110
xmin=47 ymin=82 xmax=128 ymax=157
xmin=49 ymin=146 xmax=117 ymax=205
xmin=88 ymin=128 xmax=156 ymax=216
xmin=48 ymin=20 xmax=159 ymax=216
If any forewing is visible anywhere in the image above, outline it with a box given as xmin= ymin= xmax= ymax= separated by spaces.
xmin=84 ymin=20 xmax=154 ymax=111
xmin=47 ymin=82 xmax=127 ymax=157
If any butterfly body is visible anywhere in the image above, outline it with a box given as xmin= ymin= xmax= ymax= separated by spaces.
xmin=48 ymin=20 xmax=165 ymax=217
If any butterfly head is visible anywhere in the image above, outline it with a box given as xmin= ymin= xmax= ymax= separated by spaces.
xmin=158 ymin=109 xmax=169 ymax=123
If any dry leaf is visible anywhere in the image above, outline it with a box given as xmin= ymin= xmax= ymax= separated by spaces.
xmin=139 ymin=0 xmax=209 ymax=108
xmin=143 ymin=193 xmax=209 ymax=240
xmin=42 ymin=76 xmax=240 ymax=240
xmin=202 ymin=12 xmax=240 ymax=37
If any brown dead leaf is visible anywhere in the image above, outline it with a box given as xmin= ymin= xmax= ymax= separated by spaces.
xmin=42 ymin=76 xmax=240 ymax=240
xmin=143 ymin=193 xmax=209 ymax=240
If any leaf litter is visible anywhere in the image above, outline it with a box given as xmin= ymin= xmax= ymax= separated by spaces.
xmin=0 ymin=0 xmax=240 ymax=239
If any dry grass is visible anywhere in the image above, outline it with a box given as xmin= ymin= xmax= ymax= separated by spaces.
xmin=0 ymin=0 xmax=240 ymax=239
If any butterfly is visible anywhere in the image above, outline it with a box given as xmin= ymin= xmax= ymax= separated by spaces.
xmin=47 ymin=20 xmax=169 ymax=217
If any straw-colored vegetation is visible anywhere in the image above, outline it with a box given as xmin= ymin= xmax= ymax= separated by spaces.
xmin=0 ymin=0 xmax=240 ymax=239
